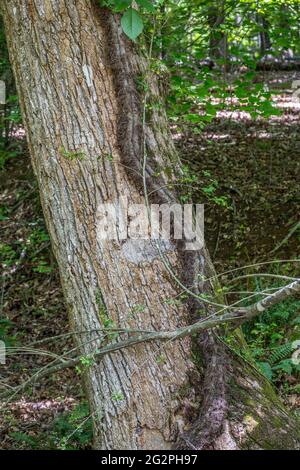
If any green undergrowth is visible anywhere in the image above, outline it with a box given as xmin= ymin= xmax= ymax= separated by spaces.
xmin=8 ymin=401 xmax=92 ymax=450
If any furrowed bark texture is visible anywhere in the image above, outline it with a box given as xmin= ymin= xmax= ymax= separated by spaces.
xmin=2 ymin=0 xmax=300 ymax=450
xmin=2 ymin=0 xmax=197 ymax=449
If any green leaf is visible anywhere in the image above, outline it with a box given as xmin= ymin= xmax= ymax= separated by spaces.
xmin=273 ymin=359 xmax=293 ymax=375
xmin=258 ymin=361 xmax=273 ymax=380
xmin=112 ymin=0 xmax=131 ymax=12
xmin=136 ymin=0 xmax=155 ymax=12
xmin=184 ymin=113 xmax=203 ymax=123
xmin=121 ymin=8 xmax=143 ymax=41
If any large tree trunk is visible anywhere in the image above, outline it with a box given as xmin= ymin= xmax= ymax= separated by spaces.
xmin=2 ymin=0 xmax=300 ymax=450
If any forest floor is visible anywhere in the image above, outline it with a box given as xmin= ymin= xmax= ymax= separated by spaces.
xmin=0 ymin=71 xmax=299 ymax=449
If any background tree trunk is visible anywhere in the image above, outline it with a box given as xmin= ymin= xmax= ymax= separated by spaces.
xmin=2 ymin=0 xmax=300 ymax=450
xmin=208 ymin=1 xmax=227 ymax=61
xmin=258 ymin=15 xmax=271 ymax=55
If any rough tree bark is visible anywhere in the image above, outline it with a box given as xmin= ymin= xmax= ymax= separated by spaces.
xmin=2 ymin=0 xmax=300 ymax=450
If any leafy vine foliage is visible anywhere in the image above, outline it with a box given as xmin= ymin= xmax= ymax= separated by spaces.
xmin=100 ymin=0 xmax=154 ymax=40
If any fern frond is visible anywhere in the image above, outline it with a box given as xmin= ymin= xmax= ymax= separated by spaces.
xmin=269 ymin=342 xmax=293 ymax=364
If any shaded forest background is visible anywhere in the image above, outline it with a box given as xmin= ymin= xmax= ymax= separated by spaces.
xmin=1 ymin=0 xmax=300 ymax=449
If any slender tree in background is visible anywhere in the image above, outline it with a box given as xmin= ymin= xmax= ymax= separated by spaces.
xmin=258 ymin=15 xmax=271 ymax=55
xmin=208 ymin=0 xmax=227 ymax=60
xmin=1 ymin=0 xmax=300 ymax=450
